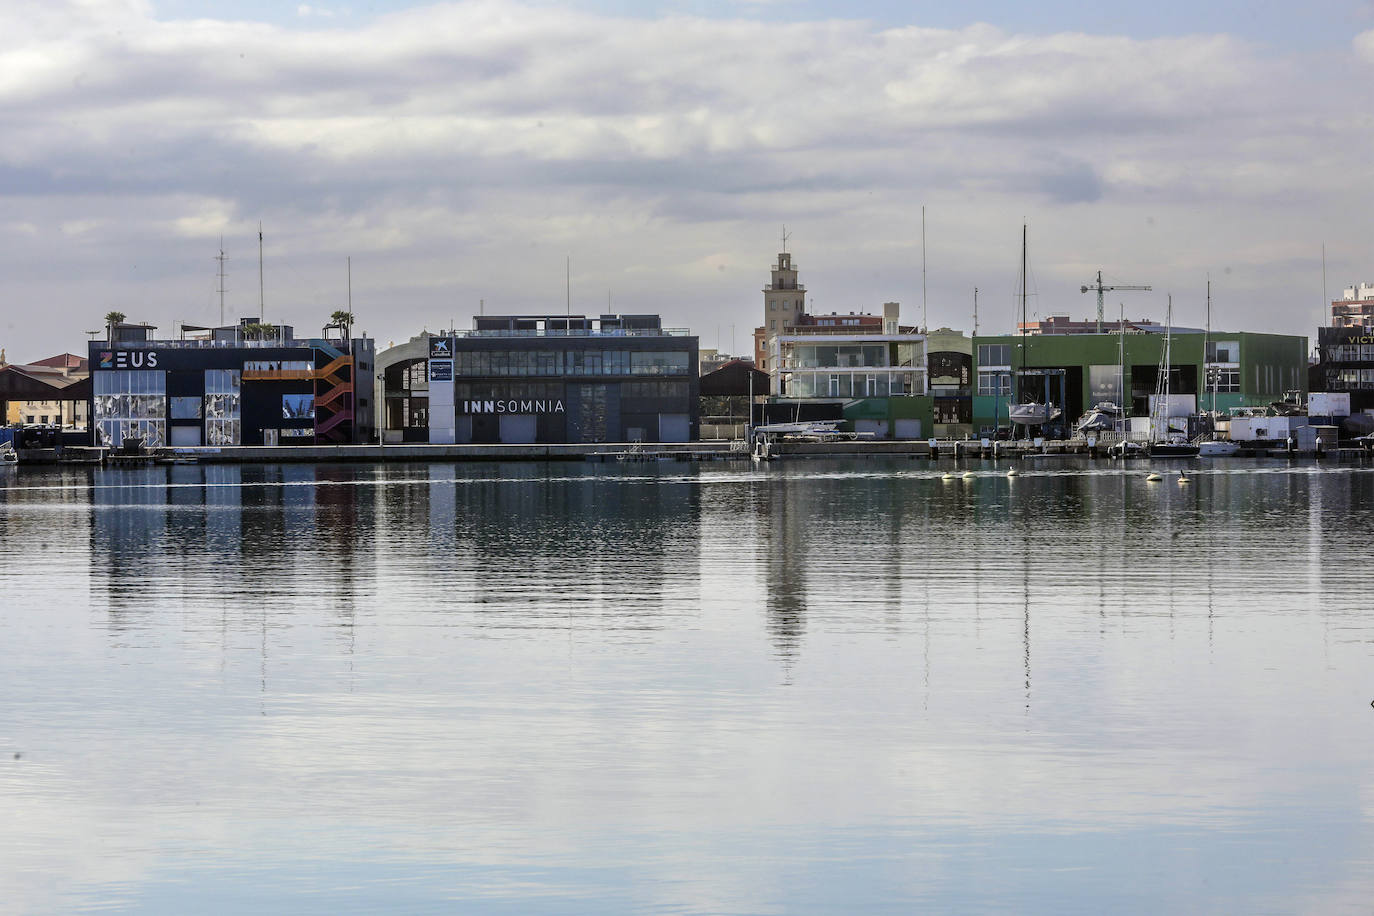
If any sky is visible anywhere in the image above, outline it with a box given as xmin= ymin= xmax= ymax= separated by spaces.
xmin=2 ymin=0 xmax=1372 ymax=360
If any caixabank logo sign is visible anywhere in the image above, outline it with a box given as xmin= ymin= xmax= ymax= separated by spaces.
xmin=99 ymin=351 xmax=160 ymax=369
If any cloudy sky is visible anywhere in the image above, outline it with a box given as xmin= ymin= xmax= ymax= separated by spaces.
xmin=2 ymin=0 xmax=1372 ymax=360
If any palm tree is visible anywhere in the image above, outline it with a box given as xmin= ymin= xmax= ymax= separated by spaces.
xmin=329 ymin=309 xmax=355 ymax=341
xmin=104 ymin=310 xmax=126 ymax=342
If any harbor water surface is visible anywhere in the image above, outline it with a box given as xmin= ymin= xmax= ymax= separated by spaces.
xmin=3 ymin=458 xmax=1373 ymax=914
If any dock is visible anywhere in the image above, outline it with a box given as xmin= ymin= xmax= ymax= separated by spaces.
xmin=11 ymin=438 xmax=1372 ymax=466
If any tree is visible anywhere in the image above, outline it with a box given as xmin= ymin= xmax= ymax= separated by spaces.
xmin=329 ymin=309 xmax=355 ymax=341
xmin=104 ymin=310 xmax=126 ymax=342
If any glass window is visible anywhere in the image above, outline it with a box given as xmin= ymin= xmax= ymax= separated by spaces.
xmin=1206 ymin=340 xmax=1239 ymax=363
xmin=977 ymin=344 xmax=1011 ymax=366
xmin=170 ymin=397 xmax=202 ymax=419
xmin=977 ymin=370 xmax=1013 ymax=396
xmin=282 ymin=394 xmax=315 ymax=419
xmin=204 ymin=369 xmax=241 ymax=445
xmin=93 ymin=369 xmax=167 ymax=448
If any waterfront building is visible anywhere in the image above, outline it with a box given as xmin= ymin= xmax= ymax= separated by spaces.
xmin=1 ymin=353 xmax=89 ymax=428
xmin=1331 ymin=283 xmax=1374 ymax=328
xmin=747 ymin=247 xmax=933 ymax=438
xmin=1314 ymin=325 xmax=1374 ymax=413
xmin=377 ymin=314 xmax=698 ymax=444
xmin=972 ymin=328 xmax=1308 ymax=437
xmin=86 ymin=317 xmax=375 ymax=448
xmin=768 ymin=302 xmax=930 ymax=438
xmin=926 ymin=328 xmax=973 ymax=438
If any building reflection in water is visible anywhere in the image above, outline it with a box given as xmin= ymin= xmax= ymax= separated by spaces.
xmin=89 ymin=463 xmax=379 ymax=685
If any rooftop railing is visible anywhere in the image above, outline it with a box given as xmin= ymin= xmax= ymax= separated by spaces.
xmin=100 ymin=338 xmax=341 ymax=349
xmin=453 ymin=328 xmax=691 ymax=338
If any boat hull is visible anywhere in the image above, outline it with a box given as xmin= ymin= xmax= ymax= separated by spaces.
xmin=1008 ymin=403 xmax=1062 ymax=425
xmin=1198 ymin=440 xmax=1239 ymax=457
xmin=1148 ymin=443 xmax=1200 ymax=457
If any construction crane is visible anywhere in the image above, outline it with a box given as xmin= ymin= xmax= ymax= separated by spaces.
xmin=1081 ymin=270 xmax=1151 ymax=333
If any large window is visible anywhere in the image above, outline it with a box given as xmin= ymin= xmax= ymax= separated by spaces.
xmin=1206 ymin=340 xmax=1240 ymax=363
xmin=629 ymin=351 xmax=690 ymax=375
xmin=1206 ymin=368 xmax=1240 ymax=393
xmin=93 ymin=369 xmax=166 ymax=448
xmin=977 ymin=370 xmax=1012 ymax=396
xmin=978 ymin=344 xmax=1011 ymax=366
xmin=170 ymin=397 xmax=202 ymax=419
xmin=282 ymin=394 xmax=315 ymax=419
xmin=205 ymin=369 xmax=241 ymax=446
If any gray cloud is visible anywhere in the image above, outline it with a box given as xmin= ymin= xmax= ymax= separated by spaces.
xmin=0 ymin=0 xmax=1366 ymax=356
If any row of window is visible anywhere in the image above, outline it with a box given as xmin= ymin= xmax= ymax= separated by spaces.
xmin=1322 ymin=344 xmax=1374 ymax=363
xmin=975 ymin=342 xmax=1242 ymax=366
xmin=1328 ymin=369 xmax=1374 ymax=389
xmin=781 ymin=371 xmax=922 ymax=398
xmin=781 ymin=344 xmax=894 ymax=370
xmin=447 ymin=350 xmax=691 ymax=377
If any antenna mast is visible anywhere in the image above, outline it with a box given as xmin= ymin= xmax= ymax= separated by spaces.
xmin=215 ymin=238 xmax=228 ymax=327
xmin=921 ymin=205 xmax=928 ymax=333
xmin=258 ymin=223 xmax=264 ymax=321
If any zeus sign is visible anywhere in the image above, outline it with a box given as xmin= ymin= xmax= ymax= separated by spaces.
xmin=99 ymin=350 xmax=159 ymax=369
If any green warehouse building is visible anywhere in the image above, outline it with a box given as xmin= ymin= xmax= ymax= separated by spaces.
xmin=971 ymin=329 xmax=1309 ymax=437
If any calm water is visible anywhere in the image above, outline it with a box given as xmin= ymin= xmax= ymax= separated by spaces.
xmin=3 ymin=457 xmax=1374 ymax=914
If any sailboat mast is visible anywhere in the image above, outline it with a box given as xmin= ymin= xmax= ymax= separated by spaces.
xmin=1019 ymin=223 xmax=1027 ymax=397
xmin=1206 ymin=278 xmax=1214 ymax=417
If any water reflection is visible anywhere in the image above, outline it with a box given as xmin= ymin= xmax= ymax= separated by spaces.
xmin=3 ymin=459 xmax=1374 ymax=913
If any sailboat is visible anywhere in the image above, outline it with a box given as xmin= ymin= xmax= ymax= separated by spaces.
xmin=1147 ymin=294 xmax=1199 ymax=457
xmin=1007 ymin=225 xmax=1062 ymax=429
xmin=1197 ymin=279 xmax=1239 ymax=458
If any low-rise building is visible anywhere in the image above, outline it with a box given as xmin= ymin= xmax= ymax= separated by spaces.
xmin=1331 ymin=283 xmax=1374 ymax=328
xmin=87 ymin=318 xmax=374 ymax=448
xmin=971 ymin=328 xmax=1308 ymax=436
xmin=378 ymin=314 xmax=698 ymax=444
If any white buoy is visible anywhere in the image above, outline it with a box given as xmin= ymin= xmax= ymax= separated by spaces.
xmin=1178 ymin=471 xmax=1190 ymax=484
xmin=962 ymin=471 xmax=976 ymax=479
xmin=941 ymin=471 xmax=954 ymax=480
xmin=1146 ymin=472 xmax=1162 ymax=482
xmin=1006 ymin=468 xmax=1019 ymax=478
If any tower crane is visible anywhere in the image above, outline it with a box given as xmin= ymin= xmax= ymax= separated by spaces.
xmin=1081 ymin=270 xmax=1151 ymax=333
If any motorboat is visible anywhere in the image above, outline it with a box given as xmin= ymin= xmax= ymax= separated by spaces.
xmin=1197 ymin=439 xmax=1239 ymax=458
xmin=1074 ymin=402 xmax=1122 ymax=434
xmin=1008 ymin=402 xmax=1062 ymax=425
xmin=0 ymin=443 xmax=17 ymax=467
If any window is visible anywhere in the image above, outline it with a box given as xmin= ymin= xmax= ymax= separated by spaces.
xmin=1207 ymin=368 xmax=1240 ymax=393
xmin=170 ymin=397 xmax=202 ymax=419
xmin=1206 ymin=340 xmax=1239 ymax=363
xmin=282 ymin=394 xmax=315 ymax=419
xmin=977 ymin=370 xmax=1012 ymax=396
xmin=978 ymin=344 xmax=1011 ymax=366
xmin=630 ymin=351 xmax=690 ymax=375
xmin=204 ymin=369 xmax=241 ymax=446
xmin=94 ymin=369 xmax=167 ymax=448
